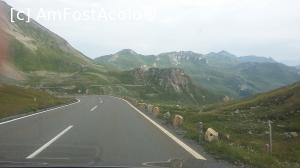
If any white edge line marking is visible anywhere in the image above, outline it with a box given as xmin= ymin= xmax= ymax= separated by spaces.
xmin=114 ymin=96 xmax=206 ymax=160
xmin=0 ymin=99 xmax=80 ymax=126
xmin=26 ymin=125 xmax=73 ymax=159
xmin=90 ymin=105 xmax=98 ymax=111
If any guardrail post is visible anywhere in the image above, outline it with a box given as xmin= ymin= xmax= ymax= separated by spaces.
xmin=268 ymin=120 xmax=272 ymax=155
xmin=197 ymin=122 xmax=204 ymax=143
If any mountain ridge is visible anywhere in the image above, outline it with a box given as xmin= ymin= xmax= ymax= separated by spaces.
xmin=96 ymin=49 xmax=280 ymax=66
xmin=95 ymin=49 xmax=300 ymax=98
xmin=115 ymin=67 xmax=220 ymax=104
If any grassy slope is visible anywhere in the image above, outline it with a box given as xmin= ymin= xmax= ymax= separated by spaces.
xmin=0 ymin=84 xmax=71 ymax=119
xmin=2 ymin=2 xmax=94 ymax=73
xmin=9 ymin=38 xmax=87 ymax=73
xmin=158 ymin=82 xmax=300 ymax=168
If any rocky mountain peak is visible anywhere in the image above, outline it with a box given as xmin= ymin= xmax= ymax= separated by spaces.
xmin=217 ymin=50 xmax=234 ymax=56
xmin=116 ymin=49 xmax=138 ymax=55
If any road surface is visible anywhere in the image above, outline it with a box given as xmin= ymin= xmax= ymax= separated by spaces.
xmin=0 ymin=96 xmax=234 ymax=167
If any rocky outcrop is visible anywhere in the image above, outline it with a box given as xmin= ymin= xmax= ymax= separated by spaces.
xmin=130 ymin=67 xmax=192 ymax=93
xmin=121 ymin=67 xmax=221 ymax=104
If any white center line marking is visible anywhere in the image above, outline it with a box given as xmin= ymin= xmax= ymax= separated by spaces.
xmin=90 ymin=105 xmax=98 ymax=111
xmin=114 ymin=96 xmax=207 ymax=160
xmin=26 ymin=125 xmax=73 ymax=159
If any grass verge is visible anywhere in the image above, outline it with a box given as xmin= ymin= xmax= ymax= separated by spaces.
xmin=153 ymin=82 xmax=300 ymax=168
xmin=0 ymin=84 xmax=73 ymax=119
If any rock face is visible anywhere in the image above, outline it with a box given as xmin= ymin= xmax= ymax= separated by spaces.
xmin=130 ymin=68 xmax=191 ymax=93
xmin=120 ymin=67 xmax=219 ymax=104
xmin=205 ymin=128 xmax=219 ymax=142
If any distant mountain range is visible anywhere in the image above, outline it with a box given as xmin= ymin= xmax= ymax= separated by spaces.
xmin=95 ymin=49 xmax=300 ymax=98
xmin=0 ymin=1 xmax=216 ymax=104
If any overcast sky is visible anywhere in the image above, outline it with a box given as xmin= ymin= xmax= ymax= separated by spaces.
xmin=6 ymin=0 xmax=300 ymax=65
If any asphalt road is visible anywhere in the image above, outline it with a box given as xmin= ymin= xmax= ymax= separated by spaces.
xmin=0 ymin=96 xmax=235 ymax=167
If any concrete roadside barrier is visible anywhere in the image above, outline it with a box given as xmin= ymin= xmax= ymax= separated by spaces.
xmin=205 ymin=128 xmax=219 ymax=142
xmin=147 ymin=104 xmax=153 ymax=113
xmin=173 ymin=115 xmax=184 ymax=128
xmin=138 ymin=103 xmax=147 ymax=111
xmin=152 ymin=107 xmax=160 ymax=117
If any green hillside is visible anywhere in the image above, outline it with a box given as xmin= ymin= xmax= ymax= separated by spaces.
xmin=0 ymin=84 xmax=71 ymax=119
xmin=0 ymin=2 xmax=119 ymax=95
xmin=1 ymin=3 xmax=95 ymax=73
xmin=164 ymin=82 xmax=300 ymax=167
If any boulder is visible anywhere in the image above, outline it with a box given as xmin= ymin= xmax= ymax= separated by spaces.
xmin=173 ymin=115 xmax=183 ymax=128
xmin=205 ymin=128 xmax=219 ymax=142
xmin=283 ymin=132 xmax=298 ymax=138
xmin=223 ymin=96 xmax=230 ymax=102
xmin=290 ymin=132 xmax=298 ymax=137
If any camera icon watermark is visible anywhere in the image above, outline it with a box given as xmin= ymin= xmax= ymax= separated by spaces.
xmin=10 ymin=8 xmax=31 ymax=23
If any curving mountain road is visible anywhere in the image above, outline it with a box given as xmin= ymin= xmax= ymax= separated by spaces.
xmin=0 ymin=96 xmax=235 ymax=167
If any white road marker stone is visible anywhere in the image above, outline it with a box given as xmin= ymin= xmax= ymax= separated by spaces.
xmin=26 ymin=125 xmax=73 ymax=159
